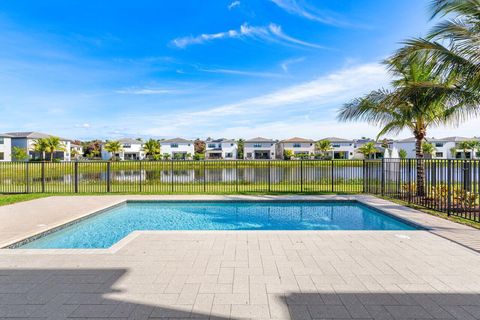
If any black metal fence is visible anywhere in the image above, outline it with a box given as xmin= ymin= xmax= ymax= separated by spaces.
xmin=0 ymin=159 xmax=479 ymax=222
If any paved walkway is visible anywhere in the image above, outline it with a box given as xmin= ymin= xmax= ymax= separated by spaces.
xmin=0 ymin=195 xmax=479 ymax=319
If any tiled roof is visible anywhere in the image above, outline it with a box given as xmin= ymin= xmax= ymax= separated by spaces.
xmin=281 ymin=137 xmax=314 ymax=143
xmin=320 ymin=137 xmax=354 ymax=142
xmin=245 ymin=137 xmax=275 ymax=143
xmin=160 ymin=137 xmax=193 ymax=144
xmin=6 ymin=131 xmax=70 ymax=141
xmin=118 ymin=138 xmax=143 ymax=144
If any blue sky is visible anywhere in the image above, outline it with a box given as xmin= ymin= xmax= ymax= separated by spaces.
xmin=0 ymin=0 xmax=477 ymax=140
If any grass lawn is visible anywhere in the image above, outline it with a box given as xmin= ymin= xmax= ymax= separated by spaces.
xmin=0 ymin=194 xmax=51 ymax=207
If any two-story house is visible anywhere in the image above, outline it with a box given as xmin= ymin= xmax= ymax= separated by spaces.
xmin=276 ymin=137 xmax=315 ymax=159
xmin=6 ymin=132 xmax=72 ymax=161
xmin=320 ymin=137 xmax=356 ymax=159
xmin=0 ymin=133 xmax=12 ymax=161
xmin=101 ymin=138 xmax=145 ymax=160
xmin=244 ymin=137 xmax=276 ymax=160
xmin=205 ymin=138 xmax=238 ymax=160
xmin=160 ymin=138 xmax=195 ymax=160
xmin=391 ymin=136 xmax=479 ymax=159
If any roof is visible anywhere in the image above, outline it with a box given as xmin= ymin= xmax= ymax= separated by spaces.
xmin=70 ymin=143 xmax=82 ymax=148
xmin=118 ymin=138 xmax=143 ymax=144
xmin=396 ymin=136 xmax=479 ymax=143
xmin=320 ymin=137 xmax=354 ymax=142
xmin=6 ymin=131 xmax=71 ymax=141
xmin=0 ymin=133 xmax=13 ymax=138
xmin=245 ymin=137 xmax=275 ymax=143
xmin=280 ymin=137 xmax=314 ymax=143
xmin=206 ymin=138 xmax=236 ymax=143
xmin=160 ymin=137 xmax=193 ymax=144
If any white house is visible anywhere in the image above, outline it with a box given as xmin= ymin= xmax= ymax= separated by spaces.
xmin=353 ymin=138 xmax=387 ymax=159
xmin=205 ymin=138 xmax=238 ymax=160
xmin=6 ymin=132 xmax=72 ymax=161
xmin=160 ymin=138 xmax=194 ymax=160
xmin=0 ymin=133 xmax=12 ymax=161
xmin=320 ymin=137 xmax=356 ymax=159
xmin=70 ymin=143 xmax=83 ymax=160
xmin=244 ymin=137 xmax=276 ymax=160
xmin=392 ymin=136 xmax=479 ymax=159
xmin=101 ymin=138 xmax=145 ymax=160
xmin=276 ymin=137 xmax=315 ymax=159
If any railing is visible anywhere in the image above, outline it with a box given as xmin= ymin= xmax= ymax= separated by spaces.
xmin=0 ymin=159 xmax=478 ymax=222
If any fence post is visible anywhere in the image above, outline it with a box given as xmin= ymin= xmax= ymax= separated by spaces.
xmin=171 ymin=160 xmax=174 ymax=193
xmin=235 ymin=160 xmax=238 ymax=193
xmin=203 ymin=160 xmax=206 ymax=192
xmin=74 ymin=162 xmax=79 ymax=193
xmin=408 ymin=159 xmax=412 ymax=203
xmin=25 ymin=162 xmax=30 ymax=194
xmin=300 ymin=160 xmax=303 ymax=192
xmin=139 ymin=161 xmax=142 ymax=193
xmin=268 ymin=160 xmax=271 ymax=192
xmin=106 ymin=162 xmax=111 ymax=192
xmin=447 ymin=159 xmax=452 ymax=216
xmin=381 ymin=158 xmax=385 ymax=196
xmin=331 ymin=160 xmax=334 ymax=193
xmin=362 ymin=160 xmax=366 ymax=193
xmin=41 ymin=162 xmax=45 ymax=193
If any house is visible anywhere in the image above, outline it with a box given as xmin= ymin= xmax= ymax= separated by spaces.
xmin=276 ymin=137 xmax=315 ymax=159
xmin=159 ymin=138 xmax=194 ymax=160
xmin=6 ymin=132 xmax=72 ymax=161
xmin=205 ymin=138 xmax=238 ymax=160
xmin=319 ymin=137 xmax=356 ymax=159
xmin=0 ymin=133 xmax=12 ymax=161
xmin=353 ymin=138 xmax=387 ymax=159
xmin=244 ymin=137 xmax=276 ymax=160
xmin=70 ymin=143 xmax=83 ymax=160
xmin=391 ymin=136 xmax=480 ymax=159
xmin=101 ymin=138 xmax=145 ymax=160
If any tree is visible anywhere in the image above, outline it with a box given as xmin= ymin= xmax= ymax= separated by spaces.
xmin=422 ymin=142 xmax=436 ymax=159
xmin=44 ymin=137 xmax=65 ymax=162
xmin=83 ymin=140 xmax=102 ymax=158
xmin=162 ymin=153 xmax=171 ymax=160
xmin=399 ymin=149 xmax=408 ymax=159
xmin=237 ymin=139 xmax=244 ymax=159
xmin=32 ymin=138 xmax=49 ymax=160
xmin=457 ymin=140 xmax=478 ymax=159
xmin=338 ymin=53 xmax=480 ymax=195
xmin=194 ymin=139 xmax=205 ymax=154
xmin=142 ymin=139 xmax=160 ymax=160
xmin=357 ymin=142 xmax=378 ymax=159
xmin=283 ymin=149 xmax=294 ymax=160
xmin=450 ymin=147 xmax=458 ymax=158
xmin=104 ymin=141 xmax=123 ymax=161
xmin=315 ymin=140 xmax=332 ymax=159
xmin=12 ymin=146 xmax=29 ymax=161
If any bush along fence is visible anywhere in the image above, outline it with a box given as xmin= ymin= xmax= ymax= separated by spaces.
xmin=0 ymin=159 xmax=478 ymax=222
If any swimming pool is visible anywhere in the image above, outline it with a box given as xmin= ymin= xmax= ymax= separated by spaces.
xmin=19 ymin=201 xmax=416 ymax=249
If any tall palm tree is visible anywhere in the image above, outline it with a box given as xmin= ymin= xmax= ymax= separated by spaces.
xmin=32 ymin=138 xmax=49 ymax=160
xmin=315 ymin=139 xmax=333 ymax=159
xmin=104 ymin=141 xmax=123 ymax=161
xmin=44 ymin=137 xmax=65 ymax=162
xmin=357 ymin=142 xmax=378 ymax=159
xmin=338 ymin=53 xmax=479 ymax=195
xmin=142 ymin=139 xmax=160 ymax=160
xmin=395 ymin=0 xmax=480 ymax=92
xmin=422 ymin=142 xmax=436 ymax=159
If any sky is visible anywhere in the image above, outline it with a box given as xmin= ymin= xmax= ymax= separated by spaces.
xmin=0 ymin=0 xmax=478 ymax=141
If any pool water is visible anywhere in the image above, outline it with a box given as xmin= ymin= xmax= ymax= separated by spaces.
xmin=20 ymin=201 xmax=416 ymax=249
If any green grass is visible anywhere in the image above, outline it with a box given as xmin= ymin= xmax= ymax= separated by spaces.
xmin=0 ymin=194 xmax=51 ymax=206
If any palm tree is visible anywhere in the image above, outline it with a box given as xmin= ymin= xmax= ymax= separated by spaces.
xmin=422 ymin=142 xmax=436 ymax=159
xmin=104 ymin=141 xmax=123 ymax=161
xmin=395 ymin=0 xmax=480 ymax=93
xmin=457 ymin=140 xmax=477 ymax=159
xmin=315 ymin=140 xmax=333 ymax=159
xmin=44 ymin=137 xmax=65 ymax=162
xmin=357 ymin=142 xmax=378 ymax=159
xmin=142 ymin=139 xmax=160 ymax=160
xmin=338 ymin=53 xmax=480 ymax=195
xmin=32 ymin=138 xmax=49 ymax=160
xmin=399 ymin=149 xmax=408 ymax=159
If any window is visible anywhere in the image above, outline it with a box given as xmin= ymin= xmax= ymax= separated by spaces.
xmin=435 ymin=142 xmax=444 ymax=147
xmin=332 ymin=144 xmax=340 ymax=148
xmin=435 ymin=152 xmax=443 ymax=158
xmin=0 ymin=137 xmax=4 ymax=145
xmin=253 ymin=144 xmax=262 ymax=148
xmin=246 ymin=153 xmax=252 ymax=158
xmin=171 ymin=143 xmax=178 ymax=148
xmin=123 ymin=144 xmax=131 ymax=148
xmin=0 ymin=152 xmax=3 ymax=160
xmin=231 ymin=143 xmax=234 ymax=146
xmin=225 ymin=153 xmax=233 ymax=158
xmin=208 ymin=144 xmax=216 ymax=148
xmin=293 ymin=143 xmax=301 ymax=148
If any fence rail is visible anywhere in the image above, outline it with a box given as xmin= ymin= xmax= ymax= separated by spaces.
xmin=0 ymin=159 xmax=479 ymax=222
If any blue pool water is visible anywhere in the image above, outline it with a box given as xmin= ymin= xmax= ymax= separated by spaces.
xmin=20 ymin=201 xmax=416 ymax=249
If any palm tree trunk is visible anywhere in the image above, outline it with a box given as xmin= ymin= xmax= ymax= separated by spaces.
xmin=414 ymin=131 xmax=425 ymax=197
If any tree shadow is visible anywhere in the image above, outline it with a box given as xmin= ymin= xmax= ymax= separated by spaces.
xmin=0 ymin=268 xmax=479 ymax=319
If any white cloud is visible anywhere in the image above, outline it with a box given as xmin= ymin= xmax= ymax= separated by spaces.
xmin=74 ymin=123 xmax=91 ymax=129
xmin=198 ymin=67 xmax=283 ymax=78
xmin=228 ymin=1 xmax=240 ymax=10
xmin=115 ymin=88 xmax=179 ymax=95
xmin=270 ymin=0 xmax=344 ymax=26
xmin=170 ymin=23 xmax=324 ymax=49
xmin=281 ymin=57 xmax=305 ymax=72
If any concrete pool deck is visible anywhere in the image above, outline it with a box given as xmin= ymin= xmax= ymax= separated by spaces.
xmin=0 ymin=195 xmax=479 ymax=319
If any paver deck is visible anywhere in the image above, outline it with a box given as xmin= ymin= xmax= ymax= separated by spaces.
xmin=0 ymin=195 xmax=479 ymax=319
